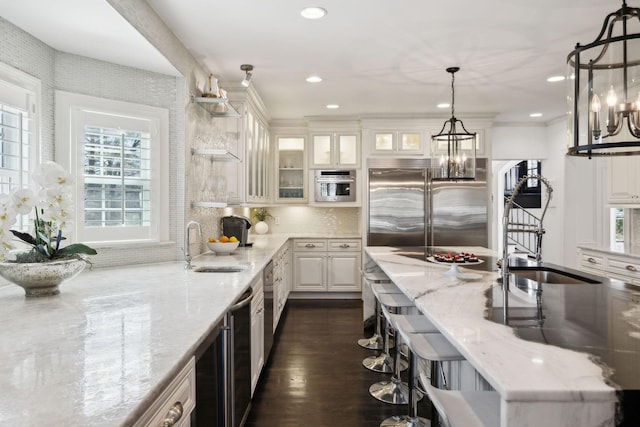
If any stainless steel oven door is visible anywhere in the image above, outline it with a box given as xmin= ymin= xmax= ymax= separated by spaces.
xmin=314 ymin=170 xmax=356 ymax=202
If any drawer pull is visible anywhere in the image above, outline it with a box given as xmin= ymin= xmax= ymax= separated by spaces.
xmin=162 ymin=402 xmax=183 ymax=427
xmin=587 ymin=257 xmax=597 ymax=264
xmin=339 ymin=243 xmax=350 ymax=248
xmin=626 ymin=265 xmax=638 ymax=272
xmin=305 ymin=243 xmax=316 ymax=248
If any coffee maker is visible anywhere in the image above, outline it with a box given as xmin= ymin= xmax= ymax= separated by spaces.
xmin=221 ymin=215 xmax=252 ymax=246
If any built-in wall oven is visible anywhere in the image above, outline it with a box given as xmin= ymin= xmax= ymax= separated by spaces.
xmin=314 ymin=169 xmax=356 ymax=202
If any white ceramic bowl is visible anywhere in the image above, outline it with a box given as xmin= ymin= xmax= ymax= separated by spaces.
xmin=206 ymin=240 xmax=240 ymax=254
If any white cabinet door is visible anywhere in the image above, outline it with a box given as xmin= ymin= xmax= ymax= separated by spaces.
xmin=293 ymin=253 xmax=326 ymax=291
xmin=372 ymin=131 xmax=423 ymax=155
xmin=310 ymin=133 xmax=360 ymax=168
xmin=275 ymin=136 xmax=306 ymax=202
xmin=250 ymin=276 xmax=264 ymax=395
xmin=608 ymin=157 xmax=640 ymax=204
xmin=327 ymin=252 xmax=362 ymax=291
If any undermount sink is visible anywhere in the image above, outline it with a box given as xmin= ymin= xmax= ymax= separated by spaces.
xmin=193 ymin=266 xmax=247 ymax=273
xmin=511 ymin=268 xmax=600 ymax=285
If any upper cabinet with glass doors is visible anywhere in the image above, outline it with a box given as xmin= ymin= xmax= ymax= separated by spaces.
xmin=276 ymin=136 xmax=306 ymax=202
xmin=310 ymin=133 xmax=360 ymax=169
xmin=372 ymin=131 xmax=423 ymax=155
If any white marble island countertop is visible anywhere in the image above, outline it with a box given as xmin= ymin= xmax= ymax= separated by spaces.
xmin=0 ymin=234 xmax=289 ymax=427
xmin=365 ymin=246 xmax=618 ymax=427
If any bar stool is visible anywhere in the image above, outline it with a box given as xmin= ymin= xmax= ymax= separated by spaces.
xmin=368 ymin=295 xmax=418 ymax=405
xmin=362 ymin=283 xmax=409 ymax=374
xmin=376 ymin=314 xmax=445 ymax=427
xmin=409 ymin=332 xmax=467 ymax=427
xmin=358 ymin=276 xmax=399 ymax=350
xmin=422 ymin=382 xmax=500 ymax=427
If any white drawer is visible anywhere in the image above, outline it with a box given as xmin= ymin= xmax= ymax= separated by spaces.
xmin=134 ymin=357 xmax=196 ymax=427
xmin=608 ymin=258 xmax=640 ymax=280
xmin=579 ymin=253 xmax=605 ymax=272
xmin=294 ymin=239 xmax=327 ymax=251
xmin=328 ymin=239 xmax=361 ymax=252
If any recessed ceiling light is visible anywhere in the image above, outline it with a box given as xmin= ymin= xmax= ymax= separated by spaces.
xmin=437 ymin=103 xmax=450 ymax=109
xmin=306 ymin=75 xmax=322 ymax=83
xmin=547 ymin=75 xmax=565 ymax=83
xmin=326 ymin=104 xmax=339 ymax=109
xmin=301 ymin=7 xmax=327 ymax=19
xmin=529 ymin=112 xmax=543 ymax=118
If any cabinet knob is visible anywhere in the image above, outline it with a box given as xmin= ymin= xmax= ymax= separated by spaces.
xmin=587 ymin=257 xmax=597 ymax=264
xmin=339 ymin=243 xmax=350 ymax=248
xmin=162 ymin=402 xmax=184 ymax=427
xmin=626 ymin=265 xmax=638 ymax=272
xmin=305 ymin=243 xmax=316 ymax=248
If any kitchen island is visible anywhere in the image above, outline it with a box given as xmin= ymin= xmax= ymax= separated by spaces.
xmin=365 ymin=246 xmax=624 ymax=427
xmin=0 ymin=234 xmax=289 ymax=426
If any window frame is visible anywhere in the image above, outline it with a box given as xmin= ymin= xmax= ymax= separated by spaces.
xmin=0 ymin=62 xmax=41 ymax=230
xmin=55 ymin=91 xmax=169 ymax=245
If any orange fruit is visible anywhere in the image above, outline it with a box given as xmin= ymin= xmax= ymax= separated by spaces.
xmin=219 ymin=235 xmax=230 ymax=243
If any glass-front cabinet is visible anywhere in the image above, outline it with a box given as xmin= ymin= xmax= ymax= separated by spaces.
xmin=276 ymin=136 xmax=306 ymax=202
xmin=373 ymin=131 xmax=423 ymax=154
xmin=310 ymin=133 xmax=359 ymax=168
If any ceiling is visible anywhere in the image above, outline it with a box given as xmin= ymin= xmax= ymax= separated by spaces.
xmin=0 ymin=0 xmax=622 ymax=123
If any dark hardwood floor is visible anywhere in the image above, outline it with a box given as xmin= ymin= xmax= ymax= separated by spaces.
xmin=245 ymin=299 xmax=430 ymax=427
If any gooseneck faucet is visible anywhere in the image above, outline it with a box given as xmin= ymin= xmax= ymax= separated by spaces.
xmin=184 ymin=220 xmax=202 ymax=270
xmin=501 ymin=174 xmax=553 ymax=324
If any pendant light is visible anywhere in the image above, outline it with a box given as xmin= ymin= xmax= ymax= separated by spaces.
xmin=567 ymin=1 xmax=640 ymax=157
xmin=431 ymin=67 xmax=477 ymax=180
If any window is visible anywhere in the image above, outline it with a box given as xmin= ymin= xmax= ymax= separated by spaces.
xmin=0 ymin=63 xmax=40 ymax=231
xmin=504 ymin=160 xmax=542 ymax=209
xmin=611 ymin=208 xmax=624 ymax=252
xmin=56 ymin=91 xmax=169 ymax=244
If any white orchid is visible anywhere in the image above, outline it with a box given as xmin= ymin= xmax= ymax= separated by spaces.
xmin=0 ymin=161 xmax=96 ymax=262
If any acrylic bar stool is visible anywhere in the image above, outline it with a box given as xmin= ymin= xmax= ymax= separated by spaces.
xmin=368 ymin=295 xmax=417 ymax=405
xmin=378 ymin=314 xmax=441 ymax=427
xmin=410 ymin=332 xmax=467 ymax=427
xmin=358 ymin=274 xmax=397 ymax=351
xmin=362 ymin=282 xmax=408 ymax=374
xmin=421 ymin=382 xmax=500 ymax=427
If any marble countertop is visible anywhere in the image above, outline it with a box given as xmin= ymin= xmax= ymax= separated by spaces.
xmin=365 ymin=246 xmax=618 ymax=426
xmin=0 ymin=234 xmax=289 ymax=427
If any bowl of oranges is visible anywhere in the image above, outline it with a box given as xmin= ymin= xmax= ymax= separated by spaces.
xmin=206 ymin=235 xmax=240 ymax=254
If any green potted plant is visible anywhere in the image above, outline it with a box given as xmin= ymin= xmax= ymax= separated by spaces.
xmin=252 ymin=208 xmax=272 ymax=234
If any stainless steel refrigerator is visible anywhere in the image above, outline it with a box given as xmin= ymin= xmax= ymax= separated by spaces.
xmin=367 ymin=158 xmax=488 ymax=247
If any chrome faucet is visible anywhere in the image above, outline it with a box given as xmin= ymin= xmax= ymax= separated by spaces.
xmin=184 ymin=220 xmax=202 ymax=270
xmin=501 ymin=174 xmax=552 ymax=323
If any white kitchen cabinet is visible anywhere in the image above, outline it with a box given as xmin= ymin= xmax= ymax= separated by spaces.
xmin=250 ymin=275 xmax=264 ymax=395
xmin=579 ymin=247 xmax=640 ymax=286
xmin=371 ymin=130 xmax=424 ymax=155
xmin=310 ymin=133 xmax=360 ymax=169
xmin=133 ymin=357 xmax=195 ymax=427
xmin=275 ymin=136 xmax=307 ymax=202
xmin=221 ymin=88 xmax=270 ymax=205
xmin=608 ymin=157 xmax=640 ymax=205
xmin=273 ymin=240 xmax=291 ymax=330
xmin=292 ymin=238 xmax=361 ymax=293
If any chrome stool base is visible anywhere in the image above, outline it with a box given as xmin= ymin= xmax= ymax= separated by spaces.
xmin=363 ymin=353 xmax=407 ymax=373
xmin=370 ymin=377 xmax=422 ymax=405
xmin=358 ymin=334 xmax=384 ymax=350
xmin=380 ymin=415 xmax=430 ymax=427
